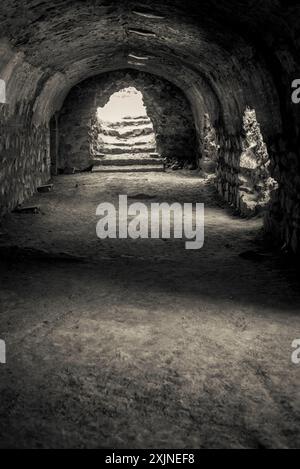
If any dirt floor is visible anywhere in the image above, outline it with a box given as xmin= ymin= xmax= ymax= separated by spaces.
xmin=0 ymin=171 xmax=300 ymax=449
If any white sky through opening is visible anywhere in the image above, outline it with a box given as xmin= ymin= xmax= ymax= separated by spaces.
xmin=97 ymin=87 xmax=148 ymax=123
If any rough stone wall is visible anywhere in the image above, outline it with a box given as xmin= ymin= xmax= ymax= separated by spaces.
xmin=0 ymin=41 xmax=52 ymax=215
xmin=0 ymin=98 xmax=50 ymax=215
xmin=200 ymin=113 xmax=219 ymax=175
xmin=215 ymin=134 xmax=242 ymax=211
xmin=215 ymin=109 xmax=278 ymax=217
xmin=265 ymin=139 xmax=300 ymax=253
xmin=58 ymin=70 xmax=198 ymax=171
xmin=239 ymin=109 xmax=277 ymax=214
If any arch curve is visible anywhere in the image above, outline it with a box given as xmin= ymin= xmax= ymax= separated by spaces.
xmin=58 ymin=69 xmax=199 ymax=170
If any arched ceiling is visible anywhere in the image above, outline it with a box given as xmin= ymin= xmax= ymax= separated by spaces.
xmin=0 ymin=0 xmax=299 ymax=136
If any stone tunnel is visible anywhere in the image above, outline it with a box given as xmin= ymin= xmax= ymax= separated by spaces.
xmin=0 ymin=0 xmax=300 ymax=450
xmin=0 ymin=0 xmax=299 ymax=251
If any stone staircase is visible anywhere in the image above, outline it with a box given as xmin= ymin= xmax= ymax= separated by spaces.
xmin=92 ymin=116 xmax=165 ymax=173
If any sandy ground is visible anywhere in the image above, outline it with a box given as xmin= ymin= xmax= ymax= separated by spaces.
xmin=0 ymin=171 xmax=300 ymax=449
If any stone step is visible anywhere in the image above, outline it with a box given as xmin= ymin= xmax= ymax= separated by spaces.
xmin=102 ymin=141 xmax=155 ymax=147
xmin=94 ymin=151 xmax=161 ymax=158
xmin=102 ymin=118 xmax=151 ymax=128
xmin=103 ymin=145 xmax=156 ymax=155
xmin=92 ymin=164 xmax=165 ymax=173
xmin=123 ymin=116 xmax=149 ymax=120
xmin=93 ymin=156 xmax=164 ymax=166
xmin=99 ymin=140 xmax=156 ymax=148
xmin=99 ymin=134 xmax=155 ymax=146
xmin=101 ymin=125 xmax=154 ymax=138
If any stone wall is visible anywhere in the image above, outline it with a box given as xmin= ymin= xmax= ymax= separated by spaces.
xmin=0 ymin=107 xmax=50 ymax=216
xmin=214 ymin=111 xmax=300 ymax=254
xmin=199 ymin=113 xmax=219 ymax=175
xmin=58 ymin=70 xmax=198 ymax=171
xmin=265 ymin=138 xmax=300 ymax=253
xmin=215 ymin=109 xmax=278 ymax=217
xmin=215 ymin=134 xmax=243 ymax=211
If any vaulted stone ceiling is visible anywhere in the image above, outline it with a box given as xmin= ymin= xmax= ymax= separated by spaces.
xmin=0 ymin=0 xmax=299 ymax=136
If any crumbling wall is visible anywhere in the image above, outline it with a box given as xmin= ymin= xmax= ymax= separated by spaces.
xmin=238 ymin=108 xmax=277 ymax=215
xmin=216 ymin=109 xmax=277 ymax=217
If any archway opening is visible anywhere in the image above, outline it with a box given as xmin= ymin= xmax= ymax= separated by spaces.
xmin=238 ymin=107 xmax=278 ymax=216
xmin=94 ymin=87 xmax=157 ymax=159
xmin=58 ymin=71 xmax=198 ymax=173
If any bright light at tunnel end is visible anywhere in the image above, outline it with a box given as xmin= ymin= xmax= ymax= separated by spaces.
xmin=97 ymin=87 xmax=148 ymax=122
xmin=96 ymin=195 xmax=205 ymax=250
